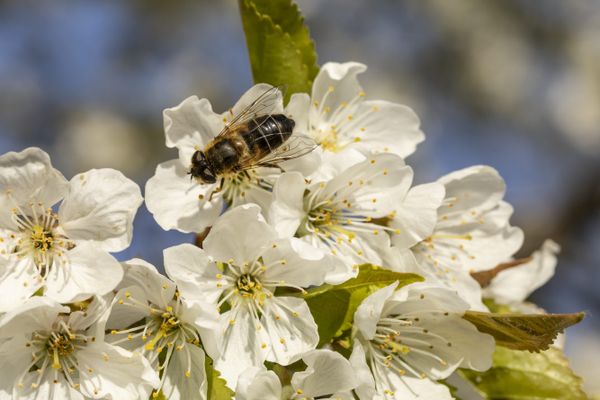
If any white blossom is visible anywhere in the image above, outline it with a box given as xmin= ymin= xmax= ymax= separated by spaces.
xmin=236 ymin=349 xmax=357 ymax=400
xmin=396 ymin=165 xmax=524 ymax=311
xmin=164 ymin=204 xmax=333 ymax=388
xmin=350 ymin=282 xmax=494 ymax=400
xmin=106 ymin=258 xmax=220 ymax=400
xmin=270 ymin=151 xmax=443 ymax=283
xmin=287 ymin=62 xmax=424 ymax=158
xmin=0 ymin=296 xmax=159 ymax=400
xmin=0 ymin=148 xmax=143 ymax=311
xmin=484 ymin=239 xmax=559 ymax=306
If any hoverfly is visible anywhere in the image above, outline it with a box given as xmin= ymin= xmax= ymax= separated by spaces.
xmin=188 ymin=86 xmax=317 ymax=199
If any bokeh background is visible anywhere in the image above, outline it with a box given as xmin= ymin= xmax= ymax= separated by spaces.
xmin=0 ymin=0 xmax=598 ymax=393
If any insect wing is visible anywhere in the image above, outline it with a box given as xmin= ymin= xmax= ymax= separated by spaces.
xmin=240 ymin=133 xmax=318 ymax=170
xmin=217 ymin=86 xmax=284 ymax=138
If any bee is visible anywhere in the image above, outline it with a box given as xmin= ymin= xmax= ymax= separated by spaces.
xmin=189 ymin=86 xmax=316 ymax=198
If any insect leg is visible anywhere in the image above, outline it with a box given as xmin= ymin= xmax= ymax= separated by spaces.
xmin=258 ymin=163 xmax=286 ymax=173
xmin=209 ymin=178 xmax=225 ymax=201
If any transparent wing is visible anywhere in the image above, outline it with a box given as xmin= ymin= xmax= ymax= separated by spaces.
xmin=217 ymin=86 xmax=284 ymax=138
xmin=239 ymin=133 xmax=318 ymax=170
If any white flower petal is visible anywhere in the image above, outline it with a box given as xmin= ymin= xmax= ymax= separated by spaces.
xmin=0 ymin=257 xmax=41 ymax=313
xmin=203 ymin=204 xmax=277 ymax=265
xmin=386 ymin=282 xmax=470 ymax=315
xmin=145 ymin=159 xmax=222 ymax=233
xmin=106 ymin=286 xmax=149 ymax=332
xmin=322 ymin=153 xmax=410 ymax=216
xmin=120 ymin=258 xmax=176 ymax=309
xmin=77 ymin=344 xmax=159 ymax=400
xmin=299 ymin=235 xmax=355 ymax=285
xmin=44 ymin=243 xmax=123 ymax=304
xmin=0 ymin=147 xmax=68 ymax=230
xmin=379 ymin=372 xmax=452 ymax=400
xmin=164 ymin=96 xmax=223 ymax=165
xmin=164 ymin=243 xmax=224 ymax=305
xmin=261 ymin=238 xmax=330 ymax=287
xmin=235 ymin=368 xmax=281 ymax=400
xmin=291 ymin=349 xmax=357 ymax=398
xmin=162 ymin=344 xmax=207 ymax=400
xmin=485 ymin=239 xmax=559 ymax=304
xmin=308 ymin=148 xmax=366 ymax=182
xmin=269 ymin=172 xmax=307 ymax=238
xmin=67 ymin=295 xmax=112 ymax=339
xmin=391 ymin=182 xmax=446 ymax=248
xmin=0 ymin=335 xmax=39 ymax=395
xmin=215 ymin=308 xmax=268 ymax=389
xmin=385 ymin=284 xmax=494 ymax=374
xmin=286 ymin=93 xmax=310 ymax=135
xmin=179 ymin=301 xmax=221 ymax=360
xmin=344 ymin=99 xmax=424 ymax=158
xmin=16 ymin=371 xmax=84 ymax=400
xmin=59 ymin=168 xmax=143 ymax=252
xmin=262 ymin=297 xmax=318 ymax=365
xmin=438 ymin=165 xmax=506 ymax=215
xmin=312 ymin=62 xmax=366 ymax=111
xmin=0 ymin=297 xmax=67 ymax=337
xmin=349 ymin=342 xmax=377 ymax=400
xmin=354 ymin=282 xmax=398 ymax=340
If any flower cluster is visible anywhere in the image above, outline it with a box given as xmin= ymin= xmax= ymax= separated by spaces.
xmin=0 ymin=62 xmax=569 ymax=399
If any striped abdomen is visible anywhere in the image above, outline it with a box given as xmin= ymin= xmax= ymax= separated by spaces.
xmin=242 ymin=114 xmax=295 ymax=160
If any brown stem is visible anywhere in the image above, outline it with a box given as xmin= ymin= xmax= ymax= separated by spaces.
xmin=195 ymin=226 xmax=212 ymax=248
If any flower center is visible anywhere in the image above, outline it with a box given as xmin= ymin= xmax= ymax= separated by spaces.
xmin=236 ymin=273 xmax=263 ymax=296
xmin=46 ymin=331 xmax=76 ymax=368
xmin=316 ymin=126 xmax=341 ymax=152
xmin=110 ymin=291 xmax=201 ymax=395
xmin=18 ymin=322 xmax=95 ymax=391
xmin=366 ymin=314 xmax=451 ymax=385
xmin=220 ymin=170 xmax=271 ymax=207
xmin=311 ymin=88 xmax=367 ymax=153
xmin=30 ymin=225 xmax=54 ymax=251
xmin=8 ymin=202 xmax=74 ymax=274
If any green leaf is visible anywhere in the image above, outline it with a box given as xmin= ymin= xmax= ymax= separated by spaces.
xmin=303 ymin=264 xmax=423 ymax=346
xmin=463 ymin=310 xmax=585 ymax=352
xmin=460 ymin=346 xmax=588 ymax=399
xmin=205 ymin=355 xmax=234 ymax=400
xmin=239 ymin=0 xmax=319 ymax=102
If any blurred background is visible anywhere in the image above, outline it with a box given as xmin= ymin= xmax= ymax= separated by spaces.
xmin=0 ymin=0 xmax=598 ymax=392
